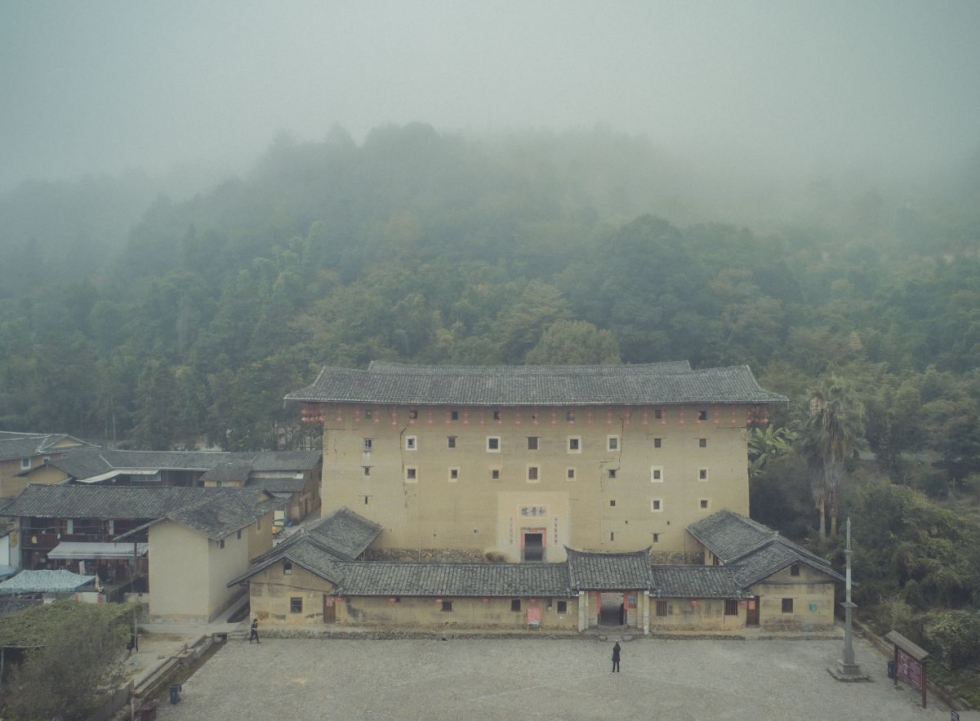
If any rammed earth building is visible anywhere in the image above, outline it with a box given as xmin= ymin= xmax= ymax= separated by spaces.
xmin=287 ymin=362 xmax=787 ymax=563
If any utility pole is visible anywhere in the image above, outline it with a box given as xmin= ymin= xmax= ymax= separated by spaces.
xmin=830 ymin=517 xmax=869 ymax=681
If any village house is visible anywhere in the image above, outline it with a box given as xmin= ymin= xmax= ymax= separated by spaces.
xmin=286 ymin=361 xmax=787 ymax=563
xmin=17 ymin=448 xmax=322 ymax=525
xmin=1 ymin=484 xmax=283 ymax=621
xmin=230 ymin=507 xmax=841 ymax=634
xmin=0 ymin=431 xmax=94 ymax=500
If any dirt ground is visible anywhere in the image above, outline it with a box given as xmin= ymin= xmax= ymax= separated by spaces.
xmin=152 ymin=634 xmax=976 ymax=721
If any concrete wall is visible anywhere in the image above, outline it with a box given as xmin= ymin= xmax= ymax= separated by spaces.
xmin=247 ymin=510 xmax=275 ymax=562
xmin=318 ymin=403 xmax=751 ymax=559
xmin=0 ymin=457 xmax=70 ymax=498
xmin=648 ymin=597 xmax=745 ymax=631
xmin=249 ymin=564 xmax=336 ymax=624
xmin=750 ymin=564 xmax=837 ymax=631
xmin=149 ymin=521 xmax=251 ymax=621
xmin=340 ymin=595 xmax=579 ymax=630
xmin=149 ymin=522 xmax=209 ymax=620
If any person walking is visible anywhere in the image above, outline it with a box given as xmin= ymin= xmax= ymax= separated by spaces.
xmin=611 ymin=641 xmax=621 ymax=673
xmin=249 ymin=618 xmax=260 ymax=644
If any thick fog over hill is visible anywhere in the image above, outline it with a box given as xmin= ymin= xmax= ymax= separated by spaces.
xmin=2 ymin=1 xmax=978 ymax=194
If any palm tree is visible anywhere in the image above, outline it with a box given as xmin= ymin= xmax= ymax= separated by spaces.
xmin=748 ymin=424 xmax=797 ymax=479
xmin=801 ymin=375 xmax=866 ymax=536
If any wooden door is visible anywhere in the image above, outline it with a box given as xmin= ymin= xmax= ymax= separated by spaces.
xmin=746 ymin=596 xmax=760 ymax=627
xmin=323 ymin=595 xmax=336 ymax=623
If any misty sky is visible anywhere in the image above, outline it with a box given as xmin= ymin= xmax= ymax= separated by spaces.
xmin=2 ymin=0 xmax=979 ymax=191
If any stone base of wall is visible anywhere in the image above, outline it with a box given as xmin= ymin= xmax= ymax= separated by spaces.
xmin=363 ymin=548 xmax=489 ymax=563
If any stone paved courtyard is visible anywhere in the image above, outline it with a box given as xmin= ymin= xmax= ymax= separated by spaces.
xmin=154 ymin=635 xmax=975 ymax=721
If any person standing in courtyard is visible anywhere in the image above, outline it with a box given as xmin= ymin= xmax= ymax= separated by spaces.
xmin=249 ymin=617 xmax=260 ymax=644
xmin=611 ymin=641 xmax=621 ymax=672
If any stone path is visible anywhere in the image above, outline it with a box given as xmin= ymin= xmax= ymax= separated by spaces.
xmin=154 ymin=635 xmax=977 ymax=720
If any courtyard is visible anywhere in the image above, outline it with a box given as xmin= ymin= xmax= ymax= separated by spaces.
xmin=154 ymin=634 xmax=974 ymax=720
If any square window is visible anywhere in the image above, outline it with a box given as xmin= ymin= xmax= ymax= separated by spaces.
xmin=362 ymin=466 xmax=371 ymax=477
xmin=363 ymin=438 xmax=373 ymax=452
xmin=511 ymin=599 xmax=521 ymax=612
xmin=441 ymin=600 xmax=453 ymax=612
xmin=447 ymin=436 xmax=456 ymax=448
xmin=651 ymin=499 xmax=663 ymax=512
xmin=699 ymin=468 xmax=708 ymax=481
xmin=781 ymin=598 xmax=794 ymax=614
xmin=566 ymin=410 xmax=575 ymax=421
xmin=608 ymin=469 xmax=617 ymax=479
xmin=491 ymin=468 xmax=501 ymax=481
xmin=405 ymin=467 xmax=418 ymax=483
xmin=20 ymin=458 xmax=30 ymax=469
xmin=364 ymin=408 xmax=373 ymax=420
xmin=654 ymin=438 xmax=662 ymax=448
xmin=698 ymin=409 xmax=708 ymax=421
xmin=608 ymin=436 xmax=619 ymax=451
xmin=527 ymin=466 xmax=539 ymax=482
xmin=652 ymin=533 xmax=660 ymax=543
xmin=567 ymin=468 xmax=576 ymax=480
xmin=656 ymin=600 xmax=669 ymax=617
xmin=654 ymin=408 xmax=663 ymax=420
xmin=700 ymin=499 xmax=709 ymax=509
xmin=790 ymin=564 xmax=800 ymax=577
xmin=651 ymin=467 xmax=663 ymax=482
xmin=487 ymin=436 xmax=501 ymax=452
xmin=405 ymin=436 xmax=417 ymax=450
xmin=699 ymin=438 xmax=707 ymax=448
xmin=409 ymin=409 xmax=419 ymax=420
xmin=557 ymin=600 xmax=567 ymax=614
xmin=451 ymin=410 xmax=459 ymax=421
xmin=527 ymin=436 xmax=539 ymax=450
xmin=725 ymin=600 xmax=738 ymax=616
xmin=567 ymin=437 xmax=581 ymax=453
xmin=449 ymin=468 xmax=459 ymax=482
xmin=290 ymin=597 xmax=303 ymax=613
xmin=493 ymin=409 xmax=501 ymax=420
xmin=609 ymin=499 xmax=616 ymax=507
xmin=283 ymin=562 xmax=293 ymax=575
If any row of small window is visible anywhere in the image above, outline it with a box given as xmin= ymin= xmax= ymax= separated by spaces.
xmin=367 ymin=436 xmax=708 ymax=453
xmin=372 ymin=408 xmax=709 ymax=423
xmin=391 ymin=466 xmax=709 ymax=483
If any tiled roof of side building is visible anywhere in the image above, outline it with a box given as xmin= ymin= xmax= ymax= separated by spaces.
xmin=0 ymin=434 xmax=92 ymax=462
xmin=332 ymin=561 xmax=576 ymax=598
xmin=649 ymin=565 xmax=745 ymax=599
xmin=1 ymin=484 xmax=266 ymax=521
xmin=249 ymin=451 xmax=321 ymax=471
xmin=163 ymin=490 xmax=280 ymax=540
xmin=227 ymin=536 xmax=348 ymax=588
xmin=729 ymin=541 xmax=844 ymax=588
xmin=566 ymin=548 xmax=652 ymax=590
xmin=285 ymin=362 xmax=788 ymax=407
xmin=307 ymin=507 xmax=384 ymax=561
xmin=686 ymin=509 xmax=780 ymax=564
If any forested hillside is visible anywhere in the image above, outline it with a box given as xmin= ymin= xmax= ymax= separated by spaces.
xmin=2 ymin=122 xmax=980 ymax=691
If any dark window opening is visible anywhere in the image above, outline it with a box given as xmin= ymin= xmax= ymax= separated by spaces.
xmin=557 ymin=601 xmax=567 ymax=614
xmin=290 ymin=597 xmax=303 ymax=613
xmin=511 ymin=599 xmax=521 ymax=612
xmin=441 ymin=600 xmax=453 ymax=612
xmin=725 ymin=600 xmax=738 ymax=616
xmin=781 ymin=598 xmax=794 ymax=614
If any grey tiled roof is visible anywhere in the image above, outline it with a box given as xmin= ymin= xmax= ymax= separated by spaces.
xmin=47 ymin=449 xmax=320 ymax=483
xmin=307 ymin=507 xmax=383 ymax=561
xmin=566 ymin=548 xmax=652 ymax=590
xmin=686 ymin=509 xmax=777 ymax=564
xmin=0 ymin=433 xmax=92 ymax=462
xmin=285 ymin=361 xmax=788 ymax=407
xmin=649 ymin=565 xmax=745 ymax=599
xmin=162 ymin=490 xmax=279 ymax=540
xmin=227 ymin=536 xmax=347 ymax=587
xmin=332 ymin=561 xmax=576 ymax=598
xmin=1 ymin=485 xmax=271 ymax=536
xmin=0 ymin=570 xmax=95 ymax=595
xmin=686 ymin=510 xmax=844 ymax=586
xmin=200 ymin=460 xmax=253 ymax=483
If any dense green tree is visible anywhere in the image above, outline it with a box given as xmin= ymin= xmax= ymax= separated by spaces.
xmin=800 ymin=375 xmax=866 ymax=536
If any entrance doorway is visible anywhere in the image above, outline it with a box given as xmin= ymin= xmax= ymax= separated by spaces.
xmin=746 ymin=596 xmax=760 ymax=627
xmin=522 ymin=531 xmax=545 ymax=562
xmin=598 ymin=592 xmax=627 ymax=626
xmin=323 ymin=595 xmax=336 ymax=623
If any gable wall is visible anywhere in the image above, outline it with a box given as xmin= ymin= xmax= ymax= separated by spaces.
xmin=249 ymin=563 xmax=335 ymax=624
xmin=749 ymin=564 xmax=837 ymax=631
